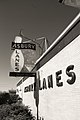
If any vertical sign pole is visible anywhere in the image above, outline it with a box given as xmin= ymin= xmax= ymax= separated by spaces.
xmin=37 ymin=104 xmax=39 ymax=120
xmin=34 ymin=71 xmax=39 ymax=120
xmin=36 ymin=71 xmax=39 ymax=120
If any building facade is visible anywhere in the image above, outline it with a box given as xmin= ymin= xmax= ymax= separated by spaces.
xmin=16 ymin=12 xmax=80 ymax=120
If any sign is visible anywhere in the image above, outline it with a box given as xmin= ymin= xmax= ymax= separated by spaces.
xmin=9 ymin=72 xmax=36 ymax=77
xmin=58 ymin=0 xmax=80 ymax=8
xmin=10 ymin=36 xmax=37 ymax=73
xmin=11 ymin=42 xmax=36 ymax=50
xmin=11 ymin=49 xmax=24 ymax=72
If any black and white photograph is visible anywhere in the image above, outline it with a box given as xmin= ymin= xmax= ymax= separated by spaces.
xmin=0 ymin=0 xmax=80 ymax=120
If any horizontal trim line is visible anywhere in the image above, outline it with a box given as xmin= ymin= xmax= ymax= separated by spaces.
xmin=35 ymin=12 xmax=80 ymax=65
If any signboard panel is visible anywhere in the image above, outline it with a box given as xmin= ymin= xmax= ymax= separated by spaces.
xmin=11 ymin=42 xmax=36 ymax=50
xmin=11 ymin=49 xmax=24 ymax=72
xmin=38 ymin=35 xmax=80 ymax=120
xmin=58 ymin=0 xmax=80 ymax=8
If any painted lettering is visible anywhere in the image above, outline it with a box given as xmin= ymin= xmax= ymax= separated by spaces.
xmin=43 ymin=78 xmax=47 ymax=89
xmin=48 ymin=75 xmax=53 ymax=88
xmin=56 ymin=70 xmax=63 ymax=87
xmin=66 ymin=65 xmax=76 ymax=85
xmin=24 ymin=65 xmax=76 ymax=93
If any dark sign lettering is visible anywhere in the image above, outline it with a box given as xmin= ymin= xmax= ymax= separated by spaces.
xmin=11 ymin=42 xmax=36 ymax=50
xmin=23 ymin=65 xmax=76 ymax=94
xmin=15 ymin=50 xmax=20 ymax=71
xmin=66 ymin=65 xmax=76 ymax=85
xmin=56 ymin=70 xmax=63 ymax=87
xmin=48 ymin=75 xmax=53 ymax=88
xmin=43 ymin=78 xmax=47 ymax=89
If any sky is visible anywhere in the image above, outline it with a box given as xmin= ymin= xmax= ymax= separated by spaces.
xmin=0 ymin=0 xmax=79 ymax=92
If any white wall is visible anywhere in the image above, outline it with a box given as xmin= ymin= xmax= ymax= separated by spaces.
xmin=22 ymin=77 xmax=37 ymax=118
xmin=17 ymin=35 xmax=80 ymax=120
xmin=38 ymin=35 xmax=80 ymax=120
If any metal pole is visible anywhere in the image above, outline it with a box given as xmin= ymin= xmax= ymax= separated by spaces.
xmin=37 ymin=104 xmax=39 ymax=120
